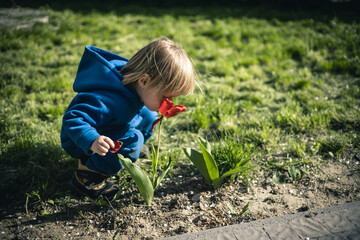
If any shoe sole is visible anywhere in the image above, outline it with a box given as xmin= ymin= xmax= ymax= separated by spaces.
xmin=67 ymin=179 xmax=93 ymax=199
xmin=68 ymin=178 xmax=121 ymax=200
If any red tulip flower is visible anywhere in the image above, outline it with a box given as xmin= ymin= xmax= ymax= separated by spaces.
xmin=149 ymin=98 xmax=187 ymax=180
xmin=151 ymin=98 xmax=187 ymax=132
xmin=159 ymin=98 xmax=187 ymax=118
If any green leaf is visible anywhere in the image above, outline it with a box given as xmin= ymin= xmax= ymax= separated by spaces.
xmin=183 ymin=138 xmax=220 ymax=189
xmin=183 ymin=147 xmax=212 ymax=185
xmin=95 ymin=195 xmax=109 ymax=207
xmin=288 ymin=165 xmax=298 ymax=181
xmin=273 ymin=171 xmax=280 ymax=183
xmin=268 ymin=160 xmax=284 ymax=168
xmin=43 ymin=209 xmax=51 ymax=215
xmin=199 ymin=136 xmax=212 ymax=153
xmin=225 ymin=201 xmax=236 ymax=214
xmin=235 ymin=158 xmax=251 ymax=167
xmin=239 ymin=202 xmax=249 ymax=216
xmin=25 ymin=195 xmax=29 ymax=216
xmin=213 ymin=166 xmax=249 ymax=189
xmin=198 ymin=137 xmax=219 ymax=181
xmin=119 ymin=154 xmax=154 ymax=205
xmin=299 ymin=167 xmax=309 ymax=176
xmin=153 ymin=156 xmax=172 ymax=190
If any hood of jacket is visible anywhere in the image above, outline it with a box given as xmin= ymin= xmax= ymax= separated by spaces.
xmin=73 ymin=46 xmax=137 ymax=98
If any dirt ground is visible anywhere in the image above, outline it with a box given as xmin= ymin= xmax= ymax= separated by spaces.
xmin=1 ymin=156 xmax=359 ymax=240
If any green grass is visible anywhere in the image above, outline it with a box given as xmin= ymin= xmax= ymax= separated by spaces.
xmin=0 ymin=2 xmax=359 ymax=208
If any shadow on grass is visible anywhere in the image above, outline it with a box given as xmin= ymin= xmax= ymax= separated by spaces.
xmin=0 ymin=142 xmax=76 ymax=210
xmin=2 ymin=0 xmax=360 ymax=22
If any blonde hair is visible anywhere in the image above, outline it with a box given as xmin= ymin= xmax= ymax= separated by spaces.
xmin=120 ymin=37 xmax=196 ymax=95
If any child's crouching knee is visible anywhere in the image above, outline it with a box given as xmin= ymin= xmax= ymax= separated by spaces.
xmin=117 ymin=128 xmax=145 ymax=163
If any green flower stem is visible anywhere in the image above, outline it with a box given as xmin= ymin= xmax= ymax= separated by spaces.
xmin=153 ymin=115 xmax=163 ymax=184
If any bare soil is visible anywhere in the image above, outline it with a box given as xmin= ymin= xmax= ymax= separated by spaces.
xmin=1 ymin=157 xmax=359 ymax=240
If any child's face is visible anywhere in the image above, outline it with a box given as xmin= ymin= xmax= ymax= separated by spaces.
xmin=140 ymin=86 xmax=180 ymax=111
xmin=136 ymin=74 xmax=180 ymax=111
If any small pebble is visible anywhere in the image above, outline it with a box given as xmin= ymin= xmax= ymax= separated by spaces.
xmin=192 ymin=194 xmax=201 ymax=202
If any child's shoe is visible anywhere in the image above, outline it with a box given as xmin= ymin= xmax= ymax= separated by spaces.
xmin=68 ymin=160 xmax=120 ymax=199
xmin=68 ymin=169 xmax=120 ymax=199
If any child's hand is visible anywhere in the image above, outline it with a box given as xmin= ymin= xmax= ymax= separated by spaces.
xmin=90 ymin=136 xmax=115 ymax=156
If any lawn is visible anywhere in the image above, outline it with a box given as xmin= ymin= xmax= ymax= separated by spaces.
xmin=0 ymin=0 xmax=359 ymax=238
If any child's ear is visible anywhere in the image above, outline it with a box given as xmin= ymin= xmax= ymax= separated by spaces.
xmin=138 ymin=74 xmax=151 ymax=88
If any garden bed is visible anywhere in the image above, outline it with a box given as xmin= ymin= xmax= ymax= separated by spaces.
xmin=1 ymin=153 xmax=359 ymax=239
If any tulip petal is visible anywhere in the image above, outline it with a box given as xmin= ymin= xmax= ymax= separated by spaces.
xmin=164 ymin=105 xmax=187 ymax=118
xmin=110 ymin=140 xmax=123 ymax=153
xmin=151 ymin=117 xmax=162 ymax=132
xmin=159 ymin=98 xmax=174 ymax=116
xmin=158 ymin=98 xmax=187 ymax=118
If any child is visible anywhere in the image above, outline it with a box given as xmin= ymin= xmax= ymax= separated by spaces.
xmin=61 ymin=37 xmax=196 ymax=199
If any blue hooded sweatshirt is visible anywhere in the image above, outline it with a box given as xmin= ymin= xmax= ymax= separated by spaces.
xmin=60 ymin=46 xmax=144 ymax=158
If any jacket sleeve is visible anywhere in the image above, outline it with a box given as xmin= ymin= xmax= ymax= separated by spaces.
xmin=62 ymin=93 xmax=112 ymax=155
